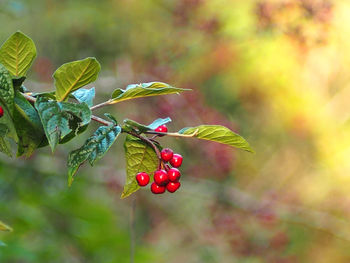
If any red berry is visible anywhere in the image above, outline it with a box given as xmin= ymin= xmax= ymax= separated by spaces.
xmin=135 ymin=172 xmax=150 ymax=187
xmin=161 ymin=148 xmax=173 ymax=162
xmin=170 ymin=154 xmax=183 ymax=168
xmin=151 ymin=182 xmax=166 ymax=194
xmin=0 ymin=106 xmax=3 ymax=118
xmin=155 ymin=124 xmax=168 ymax=134
xmin=154 ymin=169 xmax=169 ymax=186
xmin=166 ymin=181 xmax=181 ymax=193
xmin=167 ymin=168 xmax=181 ymax=182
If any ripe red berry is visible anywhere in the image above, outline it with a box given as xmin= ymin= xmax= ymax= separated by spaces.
xmin=161 ymin=148 xmax=173 ymax=162
xmin=151 ymin=182 xmax=166 ymax=194
xmin=0 ymin=106 xmax=3 ymax=118
xmin=166 ymin=181 xmax=181 ymax=193
xmin=167 ymin=168 xmax=181 ymax=182
xmin=170 ymin=154 xmax=183 ymax=168
xmin=136 ymin=172 xmax=150 ymax=187
xmin=155 ymin=124 xmax=168 ymax=134
xmin=154 ymin=169 xmax=169 ymax=186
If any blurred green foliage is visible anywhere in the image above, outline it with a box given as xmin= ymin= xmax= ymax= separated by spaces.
xmin=2 ymin=0 xmax=350 ymax=262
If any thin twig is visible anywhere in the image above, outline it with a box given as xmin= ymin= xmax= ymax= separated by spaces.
xmin=144 ymin=129 xmax=199 ymax=138
xmin=91 ymin=115 xmax=113 ymax=126
xmin=22 ymin=93 xmax=36 ymax=103
xmin=90 ymin=99 xmax=113 ymax=111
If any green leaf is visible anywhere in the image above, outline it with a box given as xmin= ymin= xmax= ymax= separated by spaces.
xmin=111 ymin=82 xmax=190 ymax=104
xmin=35 ymin=96 xmax=91 ymax=152
xmin=54 ymin=57 xmax=101 ymax=102
xmin=179 ymin=125 xmax=254 ymax=153
xmin=121 ymin=134 xmax=159 ymax=199
xmin=13 ymin=92 xmax=45 ymax=157
xmin=59 ymin=124 xmax=89 ymax=145
xmin=0 ymin=99 xmax=18 ymax=144
xmin=123 ymin=117 xmax=171 ymax=134
xmin=104 ymin=113 xmax=118 ymax=124
xmin=0 ymin=124 xmax=12 ymax=157
xmin=147 ymin=117 xmax=172 ymax=130
xmin=12 ymin=76 xmax=26 ymax=90
xmin=67 ymin=125 xmax=121 ymax=186
xmin=0 ymin=63 xmax=15 ymax=114
xmin=0 ymin=31 xmax=37 ymax=77
xmin=0 ymin=221 xmax=12 ymax=232
xmin=72 ymin=87 xmax=95 ymax=107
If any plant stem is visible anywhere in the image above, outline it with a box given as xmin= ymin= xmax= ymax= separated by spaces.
xmin=90 ymin=99 xmax=113 ymax=111
xmin=91 ymin=115 xmax=113 ymax=126
xmin=21 ymin=92 xmax=36 ymax=103
xmin=144 ymin=129 xmax=199 ymax=138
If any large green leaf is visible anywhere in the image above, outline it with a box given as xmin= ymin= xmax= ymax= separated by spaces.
xmin=123 ymin=117 xmax=171 ymax=134
xmin=0 ymin=31 xmax=36 ymax=77
xmin=179 ymin=125 xmax=254 ymax=153
xmin=35 ymin=97 xmax=91 ymax=152
xmin=0 ymin=63 xmax=15 ymax=114
xmin=54 ymin=57 xmax=101 ymax=102
xmin=13 ymin=92 xmax=45 ymax=157
xmin=121 ymin=134 xmax=159 ymax=199
xmin=67 ymin=125 xmax=121 ymax=186
xmin=111 ymin=82 xmax=190 ymax=104
xmin=0 ymin=221 xmax=12 ymax=232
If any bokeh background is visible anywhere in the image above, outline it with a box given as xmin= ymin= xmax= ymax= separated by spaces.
xmin=1 ymin=0 xmax=350 ymax=262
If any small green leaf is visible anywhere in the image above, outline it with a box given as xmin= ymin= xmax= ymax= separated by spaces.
xmin=0 ymin=63 xmax=15 ymax=114
xmin=72 ymin=87 xmax=95 ymax=107
xmin=12 ymin=76 xmax=26 ymax=90
xmin=13 ymin=92 xmax=45 ymax=157
xmin=111 ymin=82 xmax=190 ymax=104
xmin=0 ymin=31 xmax=37 ymax=77
xmin=67 ymin=125 xmax=121 ymax=186
xmin=121 ymin=135 xmax=159 ymax=199
xmin=0 ymin=221 xmax=12 ymax=232
xmin=35 ymin=96 xmax=91 ymax=152
xmin=123 ymin=119 xmax=150 ymax=133
xmin=147 ymin=117 xmax=172 ymax=130
xmin=104 ymin=113 xmax=118 ymax=124
xmin=54 ymin=57 xmax=101 ymax=102
xmin=123 ymin=117 xmax=171 ymax=134
xmin=179 ymin=125 xmax=254 ymax=153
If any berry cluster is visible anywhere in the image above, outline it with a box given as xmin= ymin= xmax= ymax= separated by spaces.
xmin=135 ymin=125 xmax=184 ymax=194
xmin=0 ymin=106 xmax=4 ymax=118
